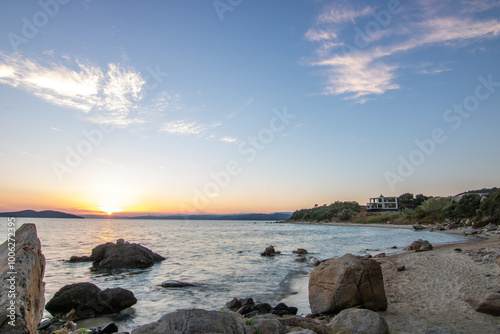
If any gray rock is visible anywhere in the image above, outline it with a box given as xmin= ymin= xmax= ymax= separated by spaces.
xmin=161 ymin=280 xmax=196 ymax=288
xmin=45 ymin=282 xmax=137 ymax=319
xmin=412 ymin=224 xmax=427 ymax=231
xmin=251 ymin=314 xmax=287 ymax=334
xmin=91 ymin=240 xmax=165 ymax=271
xmin=68 ymin=255 xmax=93 ymax=262
xmin=309 ymin=257 xmax=320 ymax=266
xmin=0 ymin=223 xmax=45 ymax=334
xmin=327 ymin=308 xmax=391 ymax=334
xmin=131 ymin=309 xmax=248 ymax=334
xmin=308 ymin=253 xmax=387 ymax=314
xmin=404 ymin=239 xmax=433 ymax=251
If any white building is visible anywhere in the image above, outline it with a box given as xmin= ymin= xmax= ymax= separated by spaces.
xmin=366 ymin=195 xmax=398 ymax=211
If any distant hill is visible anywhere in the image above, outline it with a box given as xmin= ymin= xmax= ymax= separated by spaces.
xmin=124 ymin=212 xmax=293 ymax=221
xmin=455 ymin=187 xmax=499 ymax=196
xmin=0 ymin=210 xmax=84 ymax=219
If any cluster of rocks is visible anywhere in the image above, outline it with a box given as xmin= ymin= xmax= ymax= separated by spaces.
xmin=412 ymin=220 xmax=499 ymax=235
xmin=45 ymin=282 xmax=137 ymax=320
xmin=68 ymin=238 xmax=165 ymax=272
xmin=404 ymin=239 xmax=433 ymax=252
xmin=261 ymin=245 xmax=281 ymax=256
xmin=465 ymin=248 xmax=500 ymax=265
xmin=225 ymin=298 xmax=298 ymax=318
xmin=38 ymin=320 xmax=122 ymax=334
xmin=130 ymin=307 xmax=390 ymax=334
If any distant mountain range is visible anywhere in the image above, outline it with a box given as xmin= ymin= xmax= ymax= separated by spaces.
xmin=0 ymin=210 xmax=84 ymax=219
xmin=0 ymin=210 xmax=292 ymax=221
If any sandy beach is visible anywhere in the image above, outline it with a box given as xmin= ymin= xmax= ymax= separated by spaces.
xmin=378 ymin=234 xmax=500 ymax=334
xmin=282 ymin=223 xmax=500 ymax=333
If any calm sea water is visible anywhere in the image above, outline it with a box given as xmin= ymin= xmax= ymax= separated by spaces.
xmin=1 ymin=218 xmax=469 ymax=332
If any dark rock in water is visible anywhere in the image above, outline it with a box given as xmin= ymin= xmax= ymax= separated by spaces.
xmin=309 ymin=253 xmax=387 ymax=314
xmin=131 ymin=309 xmax=248 ymax=334
xmin=261 ymin=245 xmax=280 ymax=256
xmin=45 ymin=282 xmax=137 ymax=319
xmin=100 ymin=322 xmax=119 ymax=333
xmin=37 ymin=318 xmax=52 ymax=330
xmin=68 ymin=255 xmax=93 ymax=262
xmin=397 ymin=265 xmax=406 ymax=272
xmin=161 ymin=280 xmax=196 ymax=288
xmin=91 ymin=240 xmax=165 ymax=271
xmin=287 ymin=306 xmax=298 ymax=315
xmin=404 ymin=239 xmax=433 ymax=252
xmin=412 ymin=223 xmax=427 ymax=231
xmin=467 ymin=293 xmax=500 ymax=316
xmin=237 ymin=305 xmax=254 ymax=316
xmin=225 ymin=298 xmax=242 ymax=311
xmin=295 ymin=256 xmax=307 ymax=262
xmin=391 ymin=246 xmax=398 ymax=249
xmin=309 ymin=257 xmax=320 ymax=266
xmin=254 ymin=303 xmax=273 ymax=314
xmin=293 ymin=248 xmax=308 ymax=254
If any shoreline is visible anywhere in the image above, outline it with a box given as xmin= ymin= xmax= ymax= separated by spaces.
xmin=279 ymin=229 xmax=499 ymax=332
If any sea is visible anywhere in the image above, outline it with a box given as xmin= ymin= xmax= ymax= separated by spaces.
xmin=0 ymin=218 xmax=470 ymax=332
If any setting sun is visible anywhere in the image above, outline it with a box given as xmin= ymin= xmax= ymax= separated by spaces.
xmin=99 ymin=207 xmax=123 ymax=215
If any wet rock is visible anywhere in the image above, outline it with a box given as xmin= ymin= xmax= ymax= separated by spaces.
xmin=374 ymin=253 xmax=386 ymax=258
xmin=100 ymin=322 xmax=119 ymax=333
xmin=91 ymin=240 xmax=165 ymax=271
xmin=68 ymin=255 xmax=93 ymax=262
xmin=295 ymin=256 xmax=307 ymax=262
xmin=404 ymin=239 xmax=433 ymax=252
xmin=309 ymin=257 xmax=320 ymax=266
xmin=293 ymin=248 xmax=308 ymax=254
xmin=412 ymin=223 xmax=427 ymax=231
xmin=0 ymin=224 xmax=45 ymax=334
xmin=309 ymin=253 xmax=387 ymax=314
xmin=464 ymin=228 xmax=481 ymax=235
xmin=261 ymin=245 xmax=280 ymax=256
xmin=45 ymin=282 xmax=137 ymax=319
xmin=37 ymin=318 xmax=52 ymax=330
xmin=327 ymin=308 xmax=390 ymax=334
xmin=467 ymin=293 xmax=500 ymax=316
xmin=161 ymin=280 xmax=196 ymax=288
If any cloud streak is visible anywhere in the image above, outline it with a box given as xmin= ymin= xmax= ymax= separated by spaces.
xmin=0 ymin=53 xmax=145 ymax=124
xmin=306 ymin=0 xmax=500 ymax=102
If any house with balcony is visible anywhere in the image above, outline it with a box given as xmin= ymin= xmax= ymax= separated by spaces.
xmin=366 ymin=195 xmax=398 ymax=211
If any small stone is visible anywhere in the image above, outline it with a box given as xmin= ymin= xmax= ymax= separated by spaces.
xmin=161 ymin=280 xmax=196 ymax=288
xmin=100 ymin=322 xmax=119 ymax=333
xmin=295 ymin=257 xmax=307 ymax=262
xmin=374 ymin=253 xmax=386 ymax=258
xmin=293 ymin=248 xmax=308 ymax=254
xmin=397 ymin=265 xmax=406 ymax=272
xmin=454 ymin=248 xmax=463 ymax=252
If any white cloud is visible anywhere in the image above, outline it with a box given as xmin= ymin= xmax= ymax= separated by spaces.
xmin=219 ymin=136 xmax=238 ymax=143
xmin=161 ymin=120 xmax=221 ymax=136
xmin=306 ymin=0 xmax=500 ymax=101
xmin=0 ymin=53 xmax=146 ymax=125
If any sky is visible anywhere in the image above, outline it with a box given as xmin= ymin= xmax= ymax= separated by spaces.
xmin=0 ymin=0 xmax=499 ymax=216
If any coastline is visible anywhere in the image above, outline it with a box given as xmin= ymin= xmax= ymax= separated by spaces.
xmin=286 ymin=220 xmax=414 ymax=229
xmin=279 ymin=226 xmax=500 ymax=333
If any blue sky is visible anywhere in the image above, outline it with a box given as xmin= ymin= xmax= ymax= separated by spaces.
xmin=0 ymin=0 xmax=499 ymax=215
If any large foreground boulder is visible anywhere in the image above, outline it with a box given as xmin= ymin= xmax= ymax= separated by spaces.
xmin=309 ymin=253 xmax=387 ymax=314
xmin=327 ymin=308 xmax=390 ymax=334
xmin=131 ymin=309 xmax=249 ymax=334
xmin=0 ymin=223 xmax=45 ymax=334
xmin=45 ymin=282 xmax=137 ymax=319
xmin=91 ymin=239 xmax=165 ymax=271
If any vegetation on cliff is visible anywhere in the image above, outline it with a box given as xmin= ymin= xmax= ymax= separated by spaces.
xmin=289 ymin=188 xmax=500 ymax=226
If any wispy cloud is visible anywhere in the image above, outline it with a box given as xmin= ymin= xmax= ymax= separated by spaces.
xmin=0 ymin=53 xmax=145 ymax=125
xmin=219 ymin=136 xmax=238 ymax=144
xmin=306 ymin=0 xmax=500 ymax=102
xmin=161 ymin=120 xmax=221 ymax=136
